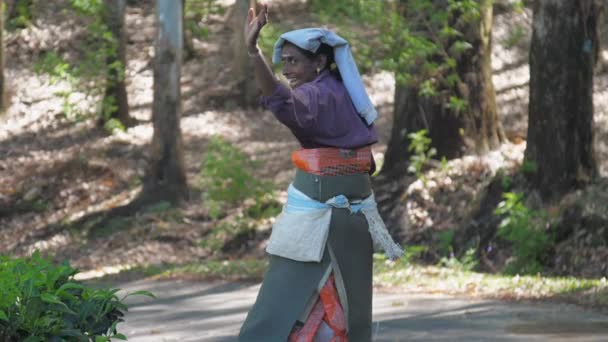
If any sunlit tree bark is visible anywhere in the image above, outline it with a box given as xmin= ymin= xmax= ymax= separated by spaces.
xmin=524 ymin=0 xmax=602 ymax=199
xmin=231 ymin=0 xmax=258 ymax=107
xmin=144 ymin=0 xmax=188 ymax=203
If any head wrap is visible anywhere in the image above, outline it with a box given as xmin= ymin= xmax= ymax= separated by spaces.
xmin=272 ymin=28 xmax=378 ymax=126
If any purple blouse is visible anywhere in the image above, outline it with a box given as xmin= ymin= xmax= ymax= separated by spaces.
xmin=261 ymin=71 xmax=378 ymax=149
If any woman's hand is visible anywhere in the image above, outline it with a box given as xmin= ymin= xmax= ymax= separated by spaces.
xmin=244 ymin=3 xmax=268 ymax=53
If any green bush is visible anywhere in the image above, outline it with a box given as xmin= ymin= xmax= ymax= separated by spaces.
xmin=407 ymin=129 xmax=436 ymax=180
xmin=7 ymin=0 xmax=34 ymax=30
xmin=0 ymin=252 xmax=153 ymax=341
xmin=199 ymin=136 xmax=276 ymax=219
xmin=494 ymin=192 xmax=553 ymax=275
xmin=33 ymin=0 xmax=126 ymax=130
xmin=184 ymin=0 xmax=225 ymax=41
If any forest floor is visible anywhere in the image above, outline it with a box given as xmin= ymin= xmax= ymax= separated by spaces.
xmin=2 ymin=0 xmax=608 ymax=308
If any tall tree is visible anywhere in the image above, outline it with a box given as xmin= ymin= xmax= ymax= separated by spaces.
xmin=102 ymin=0 xmax=133 ymax=126
xmin=143 ymin=0 xmax=188 ymax=203
xmin=0 ymin=0 xmax=5 ymax=114
xmin=524 ymin=0 xmax=602 ymax=199
xmin=382 ymin=0 xmax=504 ymax=176
xmin=231 ymin=0 xmax=258 ymax=107
xmin=182 ymin=0 xmax=196 ymax=60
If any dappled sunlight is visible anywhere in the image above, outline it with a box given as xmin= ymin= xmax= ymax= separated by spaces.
xmin=74 ymin=263 xmax=136 ymax=281
xmin=594 ymin=61 xmax=608 ymax=176
xmin=0 ymin=0 xmax=607 ymax=312
xmin=404 ymin=142 xmax=526 ymax=235
xmin=492 ymin=7 xmax=531 ymax=142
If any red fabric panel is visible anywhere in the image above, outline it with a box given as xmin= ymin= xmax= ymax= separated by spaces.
xmin=289 ymin=274 xmax=348 ymax=342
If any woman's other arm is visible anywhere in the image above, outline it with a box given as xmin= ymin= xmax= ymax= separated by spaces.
xmin=244 ymin=3 xmax=278 ymax=96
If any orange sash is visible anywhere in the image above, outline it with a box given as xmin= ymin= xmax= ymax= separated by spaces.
xmin=291 ymin=147 xmax=372 ymax=176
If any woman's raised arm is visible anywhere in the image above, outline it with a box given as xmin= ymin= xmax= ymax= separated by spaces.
xmin=244 ymin=3 xmax=279 ymax=96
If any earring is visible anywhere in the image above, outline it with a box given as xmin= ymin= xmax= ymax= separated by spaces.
xmin=316 ymin=67 xmax=321 ymax=74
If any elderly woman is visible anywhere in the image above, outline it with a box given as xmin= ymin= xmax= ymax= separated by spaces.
xmin=239 ymin=4 xmax=402 ymax=342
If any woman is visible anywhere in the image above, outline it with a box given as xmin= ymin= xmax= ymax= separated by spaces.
xmin=239 ymin=4 xmax=402 ymax=342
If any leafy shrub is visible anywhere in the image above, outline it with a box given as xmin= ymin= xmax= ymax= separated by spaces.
xmin=199 ymin=136 xmax=276 ymax=219
xmin=501 ymin=24 xmax=526 ymax=49
xmin=407 ymin=129 xmax=437 ymax=180
xmin=310 ymin=0 xmax=479 ymax=94
xmin=0 ymin=252 xmax=153 ymax=341
xmin=184 ymin=0 xmax=225 ymax=41
xmin=6 ymin=0 xmax=34 ymax=30
xmin=373 ymin=245 xmax=427 ymax=271
xmin=439 ymin=248 xmax=478 ymax=272
xmin=33 ymin=0 xmax=126 ymax=130
xmin=520 ymin=159 xmax=538 ymax=175
xmin=437 ymin=229 xmax=455 ymax=257
xmin=494 ymin=192 xmax=553 ymax=275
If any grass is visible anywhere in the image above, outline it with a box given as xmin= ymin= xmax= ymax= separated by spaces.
xmin=88 ymin=255 xmax=608 ymax=310
xmin=374 ymin=254 xmax=608 ymax=309
xmin=157 ymin=259 xmax=269 ymax=281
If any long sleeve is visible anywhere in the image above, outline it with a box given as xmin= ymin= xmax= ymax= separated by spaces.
xmin=260 ymin=73 xmax=378 ymax=149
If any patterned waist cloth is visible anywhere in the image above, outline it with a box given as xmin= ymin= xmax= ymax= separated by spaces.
xmin=291 ymin=146 xmax=372 ymax=176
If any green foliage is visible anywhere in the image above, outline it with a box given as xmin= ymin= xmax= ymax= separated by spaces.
xmin=199 ymin=215 xmax=252 ymax=253
xmin=500 ymin=173 xmax=513 ymax=191
xmin=407 ymin=129 xmax=436 ymax=179
xmin=184 ymin=0 xmax=225 ymax=41
xmin=501 ymin=24 xmax=526 ymax=49
xmin=160 ymin=259 xmax=269 ymax=281
xmin=436 ymin=229 xmax=477 ymax=271
xmin=494 ymin=192 xmax=553 ymax=275
xmin=310 ymin=0 xmax=482 ymax=119
xmin=0 ymin=252 xmax=152 ymax=341
xmin=437 ymin=229 xmax=455 ymax=257
xmin=69 ymin=0 xmax=103 ymax=15
xmin=32 ymin=0 xmax=125 ymax=130
xmin=309 ymin=0 xmax=385 ymax=73
xmin=447 ymin=96 xmax=468 ymax=115
xmin=199 ymin=136 xmax=275 ymax=220
xmin=7 ymin=0 xmax=34 ymax=30
xmin=374 ymin=245 xmax=427 ymax=268
xmin=440 ymin=248 xmax=478 ymax=272
xmin=520 ymin=159 xmax=538 ymax=175
xmin=103 ymin=118 xmax=126 ymax=134
xmin=198 ymin=136 xmax=280 ymax=254
xmin=439 ymin=156 xmax=450 ymax=174
xmin=512 ymin=0 xmax=526 ymax=13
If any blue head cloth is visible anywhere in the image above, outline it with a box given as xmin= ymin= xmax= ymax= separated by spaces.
xmin=272 ymin=28 xmax=378 ymax=126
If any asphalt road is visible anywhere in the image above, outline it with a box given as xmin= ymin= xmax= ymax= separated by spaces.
xmin=112 ymin=279 xmax=608 ymax=341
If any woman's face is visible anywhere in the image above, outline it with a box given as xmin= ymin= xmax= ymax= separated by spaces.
xmin=281 ymin=43 xmax=322 ymax=88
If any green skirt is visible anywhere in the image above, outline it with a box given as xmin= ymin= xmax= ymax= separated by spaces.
xmin=239 ymin=170 xmax=374 ymax=342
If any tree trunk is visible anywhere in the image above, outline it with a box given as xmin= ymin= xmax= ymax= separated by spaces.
xmin=382 ymin=84 xmax=464 ymax=174
xmin=0 ymin=0 xmax=5 ymax=114
xmin=231 ymin=0 xmax=258 ymax=107
xmin=144 ymin=0 xmax=188 ymax=203
xmin=102 ymin=0 xmax=132 ymax=126
xmin=524 ymin=0 xmax=600 ymax=199
xmin=381 ymin=0 xmax=503 ymax=177
xmin=457 ymin=0 xmax=505 ymax=154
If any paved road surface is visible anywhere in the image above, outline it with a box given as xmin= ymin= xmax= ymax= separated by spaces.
xmin=112 ymin=279 xmax=608 ymax=341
